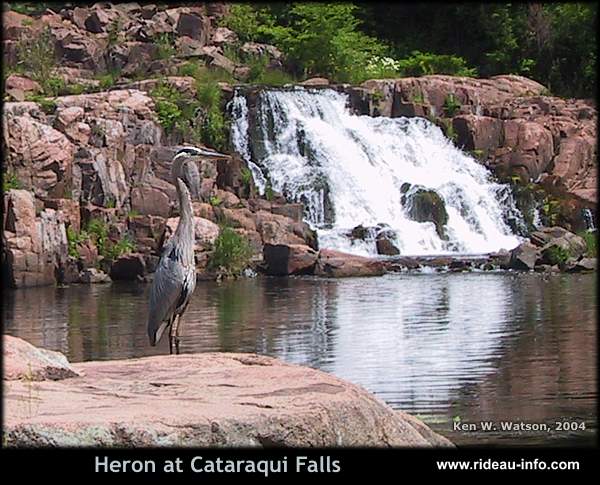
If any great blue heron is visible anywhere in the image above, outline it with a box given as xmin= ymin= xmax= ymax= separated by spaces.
xmin=147 ymin=146 xmax=226 ymax=354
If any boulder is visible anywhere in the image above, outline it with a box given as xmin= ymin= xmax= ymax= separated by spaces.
xmin=109 ymin=253 xmax=146 ymax=281
xmin=315 ymin=249 xmax=385 ymax=278
xmin=4 ymin=336 xmax=82 ymax=381
xmin=376 ymin=229 xmax=400 ymax=256
xmin=263 ymin=243 xmax=318 ymax=276
xmin=404 ymin=188 xmax=448 ymax=238
xmin=176 ymin=12 xmax=211 ymax=45
xmin=4 ymin=346 xmax=452 ymax=447
xmin=566 ymin=257 xmax=597 ymax=272
xmin=509 ymin=241 xmax=538 ymax=270
xmin=164 ymin=216 xmax=219 ymax=252
xmin=79 ymin=268 xmax=111 ymax=284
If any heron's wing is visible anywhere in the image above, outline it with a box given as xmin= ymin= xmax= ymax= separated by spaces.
xmin=147 ymin=241 xmax=187 ymax=345
xmin=182 ymin=159 xmax=201 ymax=199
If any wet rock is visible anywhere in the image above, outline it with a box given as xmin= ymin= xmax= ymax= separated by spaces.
xmin=79 ymin=267 xmax=111 ymax=284
xmin=376 ymin=228 xmax=400 ymax=256
xmin=4 ymin=335 xmax=82 ymax=381
xmin=4 ymin=348 xmax=451 ymax=447
xmin=109 ymin=253 xmax=146 ymax=281
xmin=263 ymin=243 xmax=318 ymax=276
xmin=509 ymin=241 xmax=538 ymax=270
xmin=566 ymin=257 xmax=597 ymax=272
xmin=404 ymin=188 xmax=448 ymax=238
xmin=270 ymin=203 xmax=304 ymax=223
xmin=315 ymin=249 xmax=385 ymax=278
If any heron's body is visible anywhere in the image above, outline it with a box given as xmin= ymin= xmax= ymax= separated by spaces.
xmin=146 ymin=146 xmax=225 ymax=354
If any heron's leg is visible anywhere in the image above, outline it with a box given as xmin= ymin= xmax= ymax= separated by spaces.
xmin=171 ymin=314 xmax=181 ymax=355
xmin=174 ymin=313 xmax=185 ymax=355
xmin=168 ymin=315 xmax=177 ymax=355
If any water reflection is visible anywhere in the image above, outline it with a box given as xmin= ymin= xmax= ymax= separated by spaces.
xmin=3 ymin=272 xmax=596 ymax=446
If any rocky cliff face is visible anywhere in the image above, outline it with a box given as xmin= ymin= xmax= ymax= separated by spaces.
xmin=2 ymin=3 xmax=596 ymax=287
xmin=343 ymin=75 xmax=597 ymax=229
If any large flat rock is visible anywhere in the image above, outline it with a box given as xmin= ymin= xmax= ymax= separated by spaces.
xmin=4 ymin=339 xmax=452 ymax=447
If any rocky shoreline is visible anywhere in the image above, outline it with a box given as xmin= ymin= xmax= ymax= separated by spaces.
xmin=4 ymin=335 xmax=452 ymax=447
xmin=2 ymin=3 xmax=597 ymax=288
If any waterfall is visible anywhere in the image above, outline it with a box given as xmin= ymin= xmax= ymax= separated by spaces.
xmin=230 ymin=87 xmax=523 ymax=256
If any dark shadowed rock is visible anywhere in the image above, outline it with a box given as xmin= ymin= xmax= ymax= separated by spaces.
xmin=109 ymin=253 xmax=146 ymax=281
xmin=263 ymin=243 xmax=318 ymax=275
xmin=4 ymin=340 xmax=452 ymax=447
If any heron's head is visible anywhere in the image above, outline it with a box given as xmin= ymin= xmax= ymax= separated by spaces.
xmin=171 ymin=146 xmax=227 ymax=200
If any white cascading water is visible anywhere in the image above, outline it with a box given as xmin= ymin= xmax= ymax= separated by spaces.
xmin=230 ymin=87 xmax=523 ymax=256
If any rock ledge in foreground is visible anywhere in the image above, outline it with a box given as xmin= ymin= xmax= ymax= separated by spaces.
xmin=4 ymin=337 xmax=452 ymax=448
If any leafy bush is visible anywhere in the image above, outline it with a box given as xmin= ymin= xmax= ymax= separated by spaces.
xmin=578 ymin=231 xmax=597 ymax=257
xmin=544 ymin=245 xmax=571 ymax=266
xmin=443 ymin=94 xmax=461 ymax=116
xmin=396 ymin=51 xmax=477 ymax=77
xmin=15 ymin=26 xmax=58 ymax=94
xmin=104 ymin=235 xmax=136 ymax=261
xmin=196 ymin=79 xmax=227 ymax=150
xmin=155 ymin=33 xmax=176 ymax=60
xmin=208 ymin=226 xmax=253 ymax=277
xmin=3 ymin=171 xmax=21 ymax=191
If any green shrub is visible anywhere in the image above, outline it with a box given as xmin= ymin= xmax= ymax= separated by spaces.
xmin=578 ymin=231 xmax=597 ymax=257
xmin=104 ymin=235 xmax=136 ymax=261
xmin=3 ymin=171 xmax=21 ymax=191
xmin=443 ymin=93 xmax=461 ymax=117
xmin=396 ymin=51 xmax=478 ymax=77
xmin=24 ymin=94 xmax=57 ymax=114
xmin=209 ymin=195 xmax=222 ymax=207
xmin=208 ymin=226 xmax=253 ymax=277
xmin=246 ymin=54 xmax=295 ymax=85
xmin=544 ymin=245 xmax=571 ymax=266
xmin=155 ymin=33 xmax=176 ymax=60
xmin=66 ymin=226 xmax=89 ymax=259
xmin=15 ymin=26 xmax=58 ymax=94
xmin=196 ymin=80 xmax=227 ymax=150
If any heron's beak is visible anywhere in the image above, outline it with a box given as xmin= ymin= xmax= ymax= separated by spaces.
xmin=194 ymin=147 xmax=228 ymax=159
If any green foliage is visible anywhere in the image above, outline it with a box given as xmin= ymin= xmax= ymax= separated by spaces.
xmin=104 ymin=235 xmax=136 ymax=261
xmin=264 ymin=181 xmax=274 ymax=202
xmin=220 ymin=4 xmax=277 ymax=43
xmin=155 ymin=33 xmax=176 ymax=60
xmin=24 ymin=94 xmax=57 ymax=114
xmin=541 ymin=196 xmax=562 ymax=226
xmin=127 ymin=209 xmax=140 ymax=218
xmin=86 ymin=218 xmax=109 ymax=255
xmin=97 ymin=69 xmax=121 ymax=90
xmin=67 ymin=83 xmax=86 ymax=95
xmin=66 ymin=226 xmax=87 ymax=259
xmin=544 ymin=245 xmax=571 ymax=266
xmin=3 ymin=171 xmax=21 ymax=191
xmin=150 ymin=80 xmax=188 ymax=133
xmin=209 ymin=226 xmax=253 ymax=277
xmin=195 ymin=78 xmax=227 ymax=151
xmin=245 ymin=54 xmax=295 ymax=85
xmin=355 ymin=3 xmax=596 ymax=97
xmin=15 ymin=26 xmax=58 ymax=95
xmin=443 ymin=94 xmax=461 ymax=117
xmin=396 ymin=51 xmax=477 ymax=77
xmin=209 ymin=195 xmax=222 ymax=207
xmin=578 ymin=231 xmax=597 ymax=257
xmin=410 ymin=91 xmax=425 ymax=104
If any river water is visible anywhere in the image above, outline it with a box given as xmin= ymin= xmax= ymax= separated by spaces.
xmin=3 ymin=271 xmax=596 ymax=447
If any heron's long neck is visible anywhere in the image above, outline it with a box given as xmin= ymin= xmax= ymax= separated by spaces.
xmin=175 ymin=180 xmax=194 ymax=238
